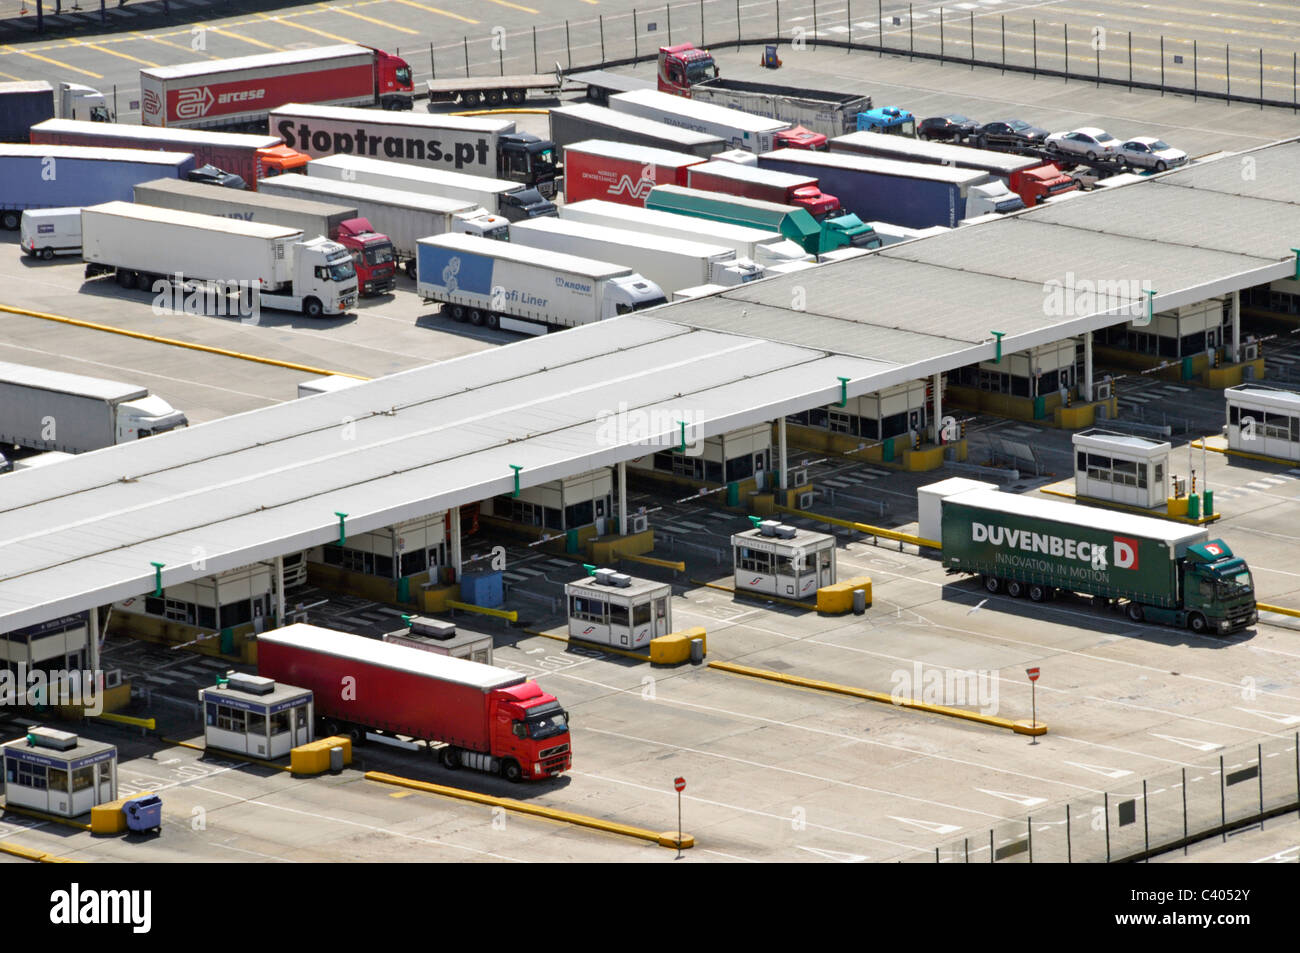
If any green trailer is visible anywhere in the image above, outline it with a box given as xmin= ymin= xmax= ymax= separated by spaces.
xmin=935 ymin=487 xmax=1257 ymax=635
xmin=645 ymin=184 xmax=878 ymax=255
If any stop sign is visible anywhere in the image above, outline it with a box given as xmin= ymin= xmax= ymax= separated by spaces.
xmin=674 ymin=776 xmax=686 ymax=792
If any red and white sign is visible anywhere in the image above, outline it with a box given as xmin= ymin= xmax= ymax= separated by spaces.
xmin=1112 ymin=536 xmax=1139 ymax=570
xmin=673 ymin=776 xmax=686 ymax=793
xmin=1026 ymin=667 xmax=1040 ymax=682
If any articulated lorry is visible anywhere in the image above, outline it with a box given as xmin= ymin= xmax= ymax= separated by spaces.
xmin=558 ymin=199 xmax=811 ymax=268
xmin=686 ymin=159 xmax=841 ymax=219
xmin=830 ymin=130 xmax=1077 ymax=207
xmin=256 ymin=174 xmax=508 ymax=279
xmin=925 ymin=482 xmax=1258 ymax=635
xmin=257 ymin=624 xmax=572 ymax=780
xmin=131 ymin=178 xmax=396 ymax=296
xmin=561 ymin=139 xmax=704 ymax=207
xmin=0 ymin=81 xmax=55 ymax=142
xmin=82 ymin=202 xmax=358 ymax=317
xmin=510 ymin=216 xmax=763 ymax=296
xmin=549 ymin=102 xmax=725 ymax=159
xmin=610 ymin=88 xmax=826 ymax=153
xmin=652 ymin=43 xmax=867 ymax=141
xmin=759 ymin=148 xmax=1023 ymax=228
xmin=646 ymin=184 xmax=879 ymax=255
xmin=417 ymin=233 xmax=667 ymax=335
xmin=141 ymin=44 xmax=413 ymax=131
xmin=270 ymin=102 xmax=558 ymax=196
xmin=30 ymin=118 xmax=310 ymax=190
xmin=0 ymin=145 xmax=195 ymax=231
xmin=0 ymin=360 xmax=187 ymax=453
xmin=303 ymin=153 xmax=556 ymax=222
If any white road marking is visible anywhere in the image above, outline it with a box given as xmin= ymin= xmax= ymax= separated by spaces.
xmin=1063 ymin=761 xmax=1133 ymax=779
xmin=889 ymin=816 xmax=963 ymax=835
xmin=797 ymin=845 xmax=869 ymax=862
xmin=1151 ymin=732 xmax=1224 ymax=752
xmin=975 ymin=788 xmax=1048 ymax=808
xmin=1234 ymin=707 xmax=1300 ymax=726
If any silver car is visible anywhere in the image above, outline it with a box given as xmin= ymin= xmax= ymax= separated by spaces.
xmin=1117 ymin=137 xmax=1188 ymax=172
xmin=1045 ymin=127 xmax=1122 ymax=162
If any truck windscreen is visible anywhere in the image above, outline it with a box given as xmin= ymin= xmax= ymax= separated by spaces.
xmin=364 ymin=243 xmax=395 ymax=266
xmin=685 ymin=60 xmax=715 ymax=83
xmin=327 ymin=261 xmax=356 ymax=281
xmin=1216 ymin=569 xmax=1253 ymax=596
xmin=526 ymin=705 xmax=569 ymax=740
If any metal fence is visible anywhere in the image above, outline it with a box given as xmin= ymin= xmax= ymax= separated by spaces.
xmin=911 ymin=733 xmax=1300 ymax=862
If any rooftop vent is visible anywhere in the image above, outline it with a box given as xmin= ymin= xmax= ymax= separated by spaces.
xmin=409 ymin=616 xmax=456 ymax=640
xmin=775 ymin=524 xmax=797 ymax=539
xmin=226 ymin=673 xmax=276 ymax=696
xmin=593 ymin=568 xmax=619 ymax=585
xmin=759 ymin=519 xmax=781 ymax=537
xmin=27 ymin=726 xmax=77 ymax=751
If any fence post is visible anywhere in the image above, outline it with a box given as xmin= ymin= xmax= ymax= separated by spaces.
xmin=909 ymin=3 xmax=914 ymax=59
xmin=1182 ymin=767 xmax=1189 ymax=855
xmin=776 ymin=0 xmax=780 ymax=42
xmin=1160 ymin=36 xmax=1165 ymax=95
xmin=533 ymin=26 xmax=538 ymax=73
xmin=1104 ymin=791 xmax=1111 ymax=862
xmin=1065 ymin=804 xmax=1072 ymax=862
xmin=1032 ymin=20 xmax=1037 ymax=75
xmin=846 ymin=0 xmax=851 ymax=51
xmin=964 ymin=837 xmax=969 ymax=863
xmin=499 ymin=42 xmax=504 ymax=76
xmin=464 ymin=36 xmax=470 ymax=77
xmin=566 ymin=20 xmax=572 ymax=69
xmin=969 ymin=10 xmax=974 ymax=70
xmin=1194 ymin=39 xmax=1198 ymax=102
xmin=1219 ymin=754 xmax=1226 ymax=841
xmin=667 ymin=3 xmax=672 ymax=45
xmin=1258 ymin=743 xmax=1265 ymax=829
xmin=940 ymin=7 xmax=944 ymax=63
xmin=736 ymin=0 xmax=740 ymax=49
xmin=1142 ymin=779 xmax=1149 ymax=861
xmin=600 ymin=15 xmax=606 ymax=63
xmin=1001 ymin=16 xmax=1005 ymax=73
xmin=634 ymin=8 xmax=639 ymax=60
xmin=813 ymin=0 xmax=818 ymax=49
xmin=1260 ymin=48 xmax=1264 ymax=109
xmin=989 ymin=829 xmax=994 ymax=862
xmin=1096 ymin=34 xmax=1100 ymax=87
xmin=700 ymin=0 xmax=705 ymax=46
xmin=431 ymin=42 xmax=436 ymax=80
xmin=1128 ymin=31 xmax=1132 ymax=87
xmin=1064 ymin=23 xmax=1068 ymax=81
xmin=1294 ymin=52 xmax=1297 ymax=113
xmin=1226 ymin=44 xmax=1230 ymax=101
xmin=1027 ymin=816 xmax=1033 ymax=862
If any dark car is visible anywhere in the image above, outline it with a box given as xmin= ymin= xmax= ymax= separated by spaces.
xmin=972 ymin=119 xmax=1050 ymax=152
xmin=187 ymin=164 xmax=247 ymax=190
xmin=917 ymin=114 xmax=978 ymax=141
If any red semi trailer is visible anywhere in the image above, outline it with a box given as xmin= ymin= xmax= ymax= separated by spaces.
xmin=140 ymin=44 xmax=413 ymax=132
xmin=256 ymin=623 xmax=571 ymax=781
xmin=686 ymin=160 xmax=841 ymax=219
xmin=563 ymin=139 xmax=705 ymax=207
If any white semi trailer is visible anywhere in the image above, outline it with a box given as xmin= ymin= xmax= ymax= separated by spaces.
xmin=0 ymin=360 xmax=187 ymax=453
xmin=81 ymin=201 xmax=358 ymax=317
xmin=256 ymin=174 xmax=508 ymax=278
xmin=509 ymin=216 xmax=763 ymax=296
xmin=416 ymin=233 xmax=667 ymax=335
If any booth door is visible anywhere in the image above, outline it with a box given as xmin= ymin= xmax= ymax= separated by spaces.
xmin=293 ymin=704 xmax=312 ymax=747
xmin=819 ymin=548 xmax=834 ymax=588
xmin=97 ymin=761 xmax=114 ymax=805
xmin=653 ymin=597 xmax=669 ymax=638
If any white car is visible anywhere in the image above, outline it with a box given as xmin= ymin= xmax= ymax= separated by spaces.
xmin=1117 ymin=137 xmax=1188 ymax=172
xmin=1045 ymin=127 xmax=1122 ymax=162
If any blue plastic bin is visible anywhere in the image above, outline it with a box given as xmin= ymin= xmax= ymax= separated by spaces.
xmin=124 ymin=794 xmax=162 ymax=833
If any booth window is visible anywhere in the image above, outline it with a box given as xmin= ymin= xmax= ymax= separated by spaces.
xmin=654 ymin=598 xmax=667 ymax=620
xmin=633 ymin=602 xmax=652 ymax=626
xmin=737 ymin=547 xmax=773 ymax=574
xmin=216 ymin=705 xmax=245 ymax=732
xmin=247 ymin=712 xmax=267 ymax=736
xmin=570 ymin=596 xmax=606 ymax=624
xmin=565 ymin=499 xmax=594 ymax=529
xmin=99 ymin=761 xmax=112 ymax=786
xmin=270 ymin=710 xmax=290 ymax=735
xmin=48 ymin=767 xmax=69 ymax=794
xmin=400 ymin=549 xmax=428 ymax=577
xmin=72 ymin=766 xmax=94 ymax=792
xmin=296 ymin=705 xmax=309 ymax=730
xmin=608 ymin=603 xmax=630 ymax=627
xmin=16 ymin=760 xmax=47 ymax=791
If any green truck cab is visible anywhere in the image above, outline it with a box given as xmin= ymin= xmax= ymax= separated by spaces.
xmin=928 ymin=484 xmax=1258 ymax=636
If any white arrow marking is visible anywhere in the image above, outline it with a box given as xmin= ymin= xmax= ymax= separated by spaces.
xmin=888 ymin=816 xmax=962 ymax=835
xmin=796 ymin=845 xmax=869 ymax=863
xmin=1064 ymin=761 xmax=1133 ymax=780
xmin=1235 ymin=707 xmax=1300 ymax=726
xmin=1151 ymin=732 xmax=1223 ymax=752
xmin=975 ymin=788 xmax=1047 ymax=808
xmin=968 ymin=599 xmax=988 ymax=615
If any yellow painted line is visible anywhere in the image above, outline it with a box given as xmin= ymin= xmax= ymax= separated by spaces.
xmin=1038 ymin=487 xmax=1221 ymax=525
xmin=446 ymin=600 xmax=517 ymax=622
xmin=326 ymin=4 xmax=420 ymax=35
xmin=1258 ymin=603 xmax=1300 ymax=619
xmin=709 ymin=660 xmax=1047 ymax=736
xmin=0 ymin=841 xmax=82 ymax=863
xmin=366 ymin=771 xmax=694 ymax=848
xmin=255 ymin=11 xmax=355 ymax=45
xmin=71 ymin=39 xmax=161 ymax=68
xmin=689 ymin=579 xmax=815 ymax=610
xmin=133 ymin=31 xmax=220 ymax=57
xmin=390 ymin=790 xmax=415 ymax=798
xmin=13 ymin=48 xmax=103 ymax=80
xmin=2 ymin=805 xmax=93 ymax=832
xmin=97 ymin=712 xmax=156 ymax=730
xmin=0 ymin=68 xmax=24 ymax=81
xmin=206 ymin=26 xmax=283 ymax=51
xmin=522 ymin=628 xmax=651 ymax=662
xmin=485 ymin=0 xmax=539 ymax=14
xmin=774 ymin=505 xmax=941 ymax=549
xmin=387 ymin=0 xmax=478 ymax=24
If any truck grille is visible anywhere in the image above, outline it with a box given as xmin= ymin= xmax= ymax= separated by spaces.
xmin=539 ymin=743 xmax=569 ymax=760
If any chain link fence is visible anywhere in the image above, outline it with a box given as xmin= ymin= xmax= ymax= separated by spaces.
xmin=917 ymin=733 xmax=1300 ymax=863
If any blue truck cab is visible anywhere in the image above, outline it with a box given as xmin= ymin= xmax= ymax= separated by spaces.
xmin=857 ymin=107 xmax=916 ymax=137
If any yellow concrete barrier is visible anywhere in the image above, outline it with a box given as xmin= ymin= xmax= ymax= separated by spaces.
xmin=708 ymin=660 xmax=1047 ymax=735
xmin=366 ymin=771 xmax=694 ymax=849
xmin=446 ymin=600 xmax=518 ymax=622
xmin=619 ymin=553 xmax=686 ymax=572
xmin=290 ymin=736 xmax=354 ymax=775
xmin=1258 ymin=603 xmax=1300 ymax=619
xmin=816 ymin=576 xmax=873 ymax=614
xmin=650 ymin=627 xmax=706 ymax=666
xmin=96 ymin=712 xmax=155 ymax=731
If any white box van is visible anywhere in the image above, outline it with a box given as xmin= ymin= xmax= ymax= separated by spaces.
xmin=20 ymin=207 xmax=82 ymax=259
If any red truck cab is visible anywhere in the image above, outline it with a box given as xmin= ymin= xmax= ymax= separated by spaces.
xmin=774 ymin=126 xmax=829 ymax=151
xmin=372 ymin=48 xmax=414 ymax=108
xmin=791 ymin=184 xmax=841 ymax=219
xmin=1012 ymin=163 xmax=1077 ymax=205
xmin=658 ymin=42 xmax=718 ymax=96
xmin=491 ymin=681 xmax=572 ymax=780
xmin=335 ymin=217 xmax=396 ymax=295
xmin=256 ymin=144 xmax=311 ymax=181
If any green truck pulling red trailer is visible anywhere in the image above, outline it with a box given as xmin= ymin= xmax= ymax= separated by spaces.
xmin=933 ymin=486 xmax=1257 ymax=635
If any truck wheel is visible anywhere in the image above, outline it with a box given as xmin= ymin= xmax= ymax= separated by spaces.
xmin=450 ymin=304 xmax=467 ymax=322
xmin=983 ymin=576 xmax=1000 ymax=594
xmin=0 ymin=210 xmax=19 ymax=230
xmin=485 ymin=89 xmax=503 ymax=106
xmin=501 ymin=759 xmax=523 ymax=783
xmin=302 ymin=297 xmax=324 ymax=318
xmin=461 ymin=90 xmax=481 ymax=107
xmin=1126 ymin=602 xmax=1144 ymax=623
xmin=1188 ymin=612 xmax=1208 ymax=634
xmin=404 ymin=259 xmax=417 ymax=280
xmin=440 ymin=746 xmax=459 ymax=769
xmin=508 ymin=88 xmax=526 ymax=105
xmin=1028 ymin=584 xmax=1048 ymax=602
xmin=348 ymin=726 xmax=365 ymax=746
xmin=136 ymin=271 xmax=157 ymax=292
xmin=117 ymin=269 xmax=139 ymax=289
xmin=40 ymin=247 xmax=54 ymax=261
xmin=1006 ymin=580 xmax=1024 ymax=598
xmin=485 ymin=312 xmax=500 ymax=329
xmin=468 ymin=308 xmax=484 ymax=326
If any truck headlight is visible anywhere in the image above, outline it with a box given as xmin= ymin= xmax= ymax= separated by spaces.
xmin=1219 ymin=621 xmax=1230 ymax=631
xmin=534 ymin=762 xmax=542 ymax=775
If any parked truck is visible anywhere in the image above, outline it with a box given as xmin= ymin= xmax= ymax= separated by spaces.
xmin=131 ymin=178 xmax=397 ymax=296
xmin=82 ymin=201 xmax=358 ymax=316
xmin=610 ymin=88 xmax=827 ymax=153
xmin=0 ymin=360 xmax=187 ymax=453
xmin=562 ymin=139 xmax=705 ymax=207
xmin=30 ymin=118 xmax=310 ymax=190
xmin=558 ymin=198 xmax=811 ymax=268
xmin=549 ymin=102 xmax=725 ymax=160
xmin=0 ymin=145 xmax=195 ymax=230
xmin=926 ymin=482 xmax=1258 ymax=635
xmin=758 ymin=148 xmax=1023 ymax=228
xmin=686 ymin=159 xmax=841 ymax=219
xmin=256 ymin=174 xmax=508 ymax=279
xmin=20 ymin=207 xmax=82 ymax=259
xmin=856 ymin=106 xmax=917 ymax=136
xmin=270 ymin=102 xmax=558 ymax=196
xmin=302 ymin=153 xmax=556 ymax=222
xmin=0 ymin=81 xmax=55 ymax=142
xmin=257 ymin=623 xmax=572 ymax=780
xmin=510 ymin=216 xmax=763 ymax=296
xmin=646 ymin=184 xmax=879 ymax=255
xmin=426 ymin=65 xmax=566 ymax=107
xmin=654 ymin=43 xmax=870 ymax=140
xmin=830 ymin=130 xmax=1077 ymax=206
xmin=140 ymin=45 xmax=413 ymax=131
xmin=417 ymin=232 xmax=667 ymax=334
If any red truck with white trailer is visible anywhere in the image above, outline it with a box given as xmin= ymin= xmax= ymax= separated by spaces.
xmin=256 ymin=623 xmax=571 ymax=781
xmin=563 ymin=139 xmax=706 ymax=207
xmin=686 ymin=160 xmax=841 ymax=219
xmin=140 ymin=44 xmax=413 ymax=132
xmin=29 ymin=118 xmax=309 ymax=191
